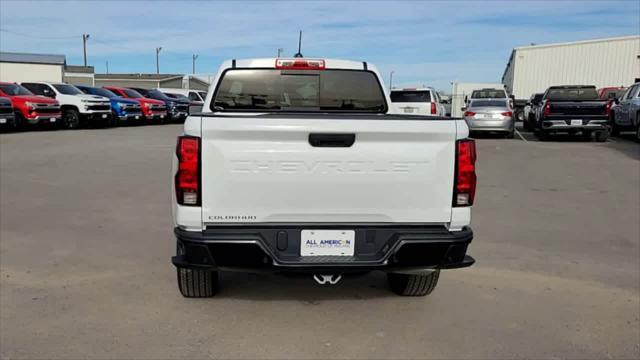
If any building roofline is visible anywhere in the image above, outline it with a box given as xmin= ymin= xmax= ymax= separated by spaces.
xmin=513 ymin=35 xmax=639 ymax=51
xmin=0 ymin=51 xmax=66 ymax=65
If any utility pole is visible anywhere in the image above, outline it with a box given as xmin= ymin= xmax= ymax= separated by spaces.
xmin=82 ymin=34 xmax=90 ymax=67
xmin=106 ymin=60 xmax=109 ymax=74
xmin=192 ymin=54 xmax=199 ymax=74
xmin=155 ymin=47 xmax=162 ymax=74
xmin=277 ymin=48 xmax=284 ymax=57
xmin=389 ymin=71 xmax=394 ymax=91
xmin=294 ymin=31 xmax=303 ymax=58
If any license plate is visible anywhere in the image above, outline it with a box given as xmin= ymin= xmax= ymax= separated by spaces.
xmin=0 ymin=118 xmax=6 ymax=124
xmin=102 ymin=114 xmax=108 ymax=119
xmin=50 ymin=118 xmax=56 ymax=122
xmin=571 ymin=119 xmax=582 ymax=126
xmin=300 ymin=230 xmax=355 ymax=256
xmin=403 ymin=108 xmax=414 ymax=113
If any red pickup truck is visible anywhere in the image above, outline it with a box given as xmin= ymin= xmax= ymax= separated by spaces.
xmin=103 ymin=86 xmax=167 ymax=123
xmin=0 ymin=82 xmax=61 ymax=127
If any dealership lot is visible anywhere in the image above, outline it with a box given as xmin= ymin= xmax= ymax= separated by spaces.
xmin=0 ymin=125 xmax=638 ymax=359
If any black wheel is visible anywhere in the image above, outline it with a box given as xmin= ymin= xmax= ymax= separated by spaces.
xmin=594 ymin=130 xmax=609 ymax=142
xmin=609 ymin=112 xmax=620 ymax=136
xmin=524 ymin=115 xmax=534 ymax=131
xmin=515 ymin=109 xmax=524 ymax=122
xmin=534 ymin=128 xmax=550 ymax=141
xmin=505 ymin=128 xmax=515 ymax=139
xmin=387 ymin=270 xmax=440 ymax=296
xmin=63 ymin=108 xmax=81 ymax=129
xmin=110 ymin=111 xmax=120 ymax=127
xmin=177 ymin=268 xmax=218 ymax=298
xmin=635 ymin=122 xmax=640 ymax=142
xmin=175 ymin=242 xmax=218 ymax=297
xmin=14 ymin=112 xmax=26 ymax=130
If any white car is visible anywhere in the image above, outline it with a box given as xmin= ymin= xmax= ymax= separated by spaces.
xmin=171 ymin=58 xmax=476 ymax=297
xmin=21 ymin=82 xmax=111 ymax=129
xmin=390 ymin=87 xmax=447 ymax=116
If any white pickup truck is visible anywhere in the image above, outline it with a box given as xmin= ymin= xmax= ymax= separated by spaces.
xmin=21 ymin=82 xmax=111 ymax=129
xmin=171 ymin=58 xmax=476 ymax=297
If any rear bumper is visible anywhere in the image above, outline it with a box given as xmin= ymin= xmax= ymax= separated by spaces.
xmin=172 ymin=224 xmax=474 ymax=273
xmin=541 ymin=118 xmax=608 ymax=131
xmin=466 ymin=118 xmax=513 ymax=132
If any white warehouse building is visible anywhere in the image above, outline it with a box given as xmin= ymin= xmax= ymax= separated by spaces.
xmin=502 ymin=35 xmax=640 ymax=100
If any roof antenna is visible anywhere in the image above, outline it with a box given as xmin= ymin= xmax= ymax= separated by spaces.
xmin=294 ymin=30 xmax=303 ymax=58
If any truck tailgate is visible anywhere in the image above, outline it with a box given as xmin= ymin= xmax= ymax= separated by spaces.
xmin=548 ymin=101 xmax=607 ymax=117
xmin=199 ymin=115 xmax=458 ymax=224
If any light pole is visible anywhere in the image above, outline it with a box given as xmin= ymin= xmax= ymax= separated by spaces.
xmin=106 ymin=60 xmax=109 ymax=74
xmin=155 ymin=47 xmax=163 ymax=74
xmin=82 ymin=34 xmax=90 ymax=67
xmin=389 ymin=71 xmax=395 ymax=91
xmin=192 ymin=54 xmax=199 ymax=74
xmin=277 ymin=48 xmax=284 ymax=57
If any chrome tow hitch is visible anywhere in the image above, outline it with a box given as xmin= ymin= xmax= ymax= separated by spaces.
xmin=313 ymin=274 xmax=342 ymax=285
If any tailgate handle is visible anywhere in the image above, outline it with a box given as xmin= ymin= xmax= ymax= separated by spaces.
xmin=309 ymin=133 xmax=355 ymax=148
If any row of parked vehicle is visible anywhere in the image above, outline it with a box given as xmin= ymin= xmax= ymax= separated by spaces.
xmin=0 ymin=81 xmax=208 ymax=131
xmin=389 ymin=83 xmax=640 ymax=142
xmin=522 ymin=84 xmax=640 ymax=141
xmin=390 ymin=87 xmax=518 ymax=138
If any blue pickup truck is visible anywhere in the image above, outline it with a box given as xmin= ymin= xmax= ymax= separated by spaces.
xmin=76 ymin=86 xmax=142 ymax=126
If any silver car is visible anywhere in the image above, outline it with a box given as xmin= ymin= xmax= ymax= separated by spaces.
xmin=463 ymin=99 xmax=515 ymax=138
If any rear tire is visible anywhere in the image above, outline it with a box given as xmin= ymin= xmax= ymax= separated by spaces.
xmin=635 ymin=122 xmax=640 ymax=142
xmin=387 ymin=270 xmax=440 ymax=296
xmin=63 ymin=109 xmax=81 ymax=129
xmin=177 ymin=268 xmax=219 ymax=298
xmin=505 ymin=128 xmax=515 ymax=138
xmin=610 ymin=112 xmax=620 ymax=136
xmin=534 ymin=128 xmax=550 ymax=141
xmin=594 ymin=130 xmax=609 ymax=142
xmin=524 ymin=115 xmax=534 ymax=131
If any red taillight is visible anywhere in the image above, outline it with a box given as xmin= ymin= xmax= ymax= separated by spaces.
xmin=605 ymin=101 xmax=612 ymax=117
xmin=275 ymin=59 xmax=325 ymax=70
xmin=501 ymin=111 xmax=513 ymax=117
xmin=543 ymin=101 xmax=551 ymax=117
xmin=175 ymin=136 xmax=200 ymax=206
xmin=464 ymin=111 xmax=476 ymax=117
xmin=454 ymin=139 xmax=477 ymax=207
xmin=431 ymin=102 xmax=437 ymax=115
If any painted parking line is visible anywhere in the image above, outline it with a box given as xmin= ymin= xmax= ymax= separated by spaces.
xmin=515 ymin=128 xmax=528 ymax=142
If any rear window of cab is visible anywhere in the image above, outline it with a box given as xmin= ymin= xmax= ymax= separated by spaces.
xmin=211 ymin=69 xmax=387 ymax=113
xmin=390 ymin=90 xmax=432 ymax=103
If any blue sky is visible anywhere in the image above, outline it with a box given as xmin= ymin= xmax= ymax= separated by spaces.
xmin=1 ymin=0 xmax=638 ymax=91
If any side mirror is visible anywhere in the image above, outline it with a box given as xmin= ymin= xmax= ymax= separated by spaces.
xmin=461 ymin=107 xmax=466 ymax=112
xmin=614 ymin=98 xmax=620 ymax=104
xmin=526 ymin=102 xmax=531 ymax=106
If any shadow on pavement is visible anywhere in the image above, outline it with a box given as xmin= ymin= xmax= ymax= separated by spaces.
xmin=214 ymin=271 xmax=398 ymax=301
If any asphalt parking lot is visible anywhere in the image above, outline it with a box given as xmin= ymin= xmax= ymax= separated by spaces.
xmin=1 ymin=124 xmax=639 ymax=359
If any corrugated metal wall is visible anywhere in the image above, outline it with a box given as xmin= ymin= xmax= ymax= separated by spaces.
xmin=507 ymin=36 xmax=640 ymax=99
